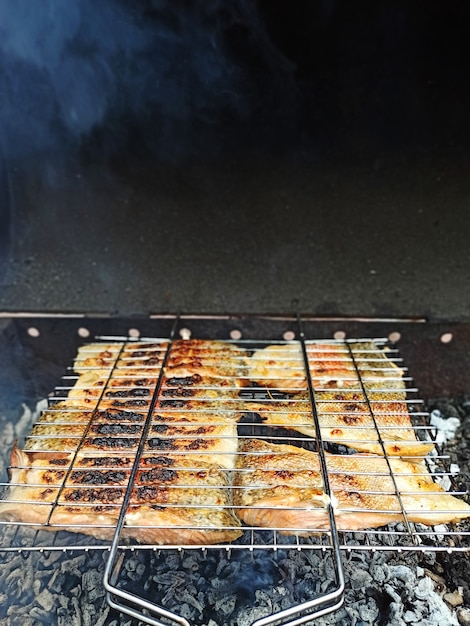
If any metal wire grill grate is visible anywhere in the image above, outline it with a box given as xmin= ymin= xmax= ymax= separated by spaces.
xmin=0 ymin=330 xmax=469 ymax=626
xmin=3 ymin=332 xmax=466 ymax=547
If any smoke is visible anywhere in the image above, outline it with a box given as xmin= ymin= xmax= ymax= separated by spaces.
xmin=0 ymin=0 xmax=130 ymax=154
xmin=0 ymin=0 xmax=297 ymax=162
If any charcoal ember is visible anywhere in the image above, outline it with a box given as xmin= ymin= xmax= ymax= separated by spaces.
xmin=277 ymin=557 xmax=297 ymax=591
xmin=214 ymin=593 xmax=236 ymax=617
xmin=29 ymin=605 xmax=57 ymax=621
xmin=178 ymin=599 xmax=204 ymax=623
xmin=293 ymin=574 xmax=322 ymax=602
xmin=123 ymin=554 xmax=147 ymax=582
xmin=320 ymin=555 xmax=340 ymax=588
xmin=220 ymin=554 xmax=279 ymax=604
xmin=344 ymin=596 xmax=380 ymax=625
xmin=428 ymin=398 xmax=463 ymax=420
xmin=176 ymin=589 xmax=205 ymax=618
xmin=182 ymin=555 xmax=200 ymax=572
xmin=42 ymin=550 xmax=63 ymax=568
xmin=82 ymin=569 xmax=106 ymax=603
xmin=5 ymin=556 xmax=35 ymax=600
xmin=34 ymin=586 xmax=56 ymax=611
xmin=152 ymin=570 xmax=186 ymax=587
xmin=389 ymin=564 xmax=417 ymax=586
xmin=357 ymin=597 xmax=380 ymax=623
xmin=370 ymin=562 xmax=390 ymax=584
xmin=438 ymin=553 xmax=470 ymax=606
xmin=349 ymin=567 xmax=373 ymax=591
xmin=5 ymin=615 xmax=37 ymax=626
xmin=427 ymin=395 xmax=470 ymax=611
xmin=81 ymin=603 xmax=111 ymax=626
xmin=404 ymin=609 xmax=421 ymax=622
xmin=235 ymin=589 xmax=277 ymax=625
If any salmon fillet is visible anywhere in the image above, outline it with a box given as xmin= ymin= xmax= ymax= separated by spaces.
xmin=233 ymin=439 xmax=330 ymax=533
xmin=65 ymin=341 xmax=249 ymax=412
xmin=0 ymin=338 xmax=453 ymax=548
xmin=248 ymin=342 xmax=399 ymax=392
xmin=248 ymin=341 xmax=405 ymax=392
xmin=234 ymin=439 xmax=470 ymax=533
xmin=0 ymin=445 xmax=242 ymax=544
xmin=24 ymin=406 xmax=239 ymax=470
xmin=248 ymin=344 xmax=307 ymax=392
xmin=164 ymin=339 xmax=249 ymax=380
xmin=0 ymin=339 xmax=249 ymax=544
xmin=244 ymin=340 xmax=431 ymax=456
xmin=244 ymin=396 xmax=434 ymax=456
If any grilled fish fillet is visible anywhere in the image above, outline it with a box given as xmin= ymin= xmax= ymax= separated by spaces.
xmin=24 ymin=410 xmax=239 ymax=470
xmin=164 ymin=340 xmax=249 ymax=380
xmin=0 ymin=339 xmax=249 ymax=544
xmin=248 ymin=341 xmax=405 ymax=393
xmin=1 ymin=338 xmax=450 ymax=547
xmin=248 ymin=344 xmax=307 ymax=392
xmin=234 ymin=439 xmax=470 ymax=532
xmin=245 ymin=339 xmax=425 ymax=454
xmin=234 ymin=439 xmax=330 ymax=533
xmin=244 ymin=400 xmax=434 ymax=457
xmin=74 ymin=342 xmax=168 ymax=374
xmin=0 ymin=445 xmax=242 ymax=545
xmin=66 ymin=340 xmax=249 ymax=411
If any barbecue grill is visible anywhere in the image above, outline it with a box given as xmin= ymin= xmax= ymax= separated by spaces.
xmin=0 ymin=314 xmax=469 ymax=626
xmin=1 ymin=2 xmax=470 ymax=625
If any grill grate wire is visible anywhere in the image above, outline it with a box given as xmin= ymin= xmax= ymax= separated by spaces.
xmin=0 ymin=323 xmax=469 ymax=626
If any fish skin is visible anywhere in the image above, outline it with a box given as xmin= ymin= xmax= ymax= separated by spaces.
xmin=245 ymin=341 xmax=431 ymax=456
xmin=0 ymin=339 xmax=458 ymax=547
xmin=0 ymin=340 xmax=248 ymax=544
xmin=245 ymin=400 xmax=434 ymax=457
xmin=234 ymin=439 xmax=470 ymax=533
xmin=0 ymin=444 xmax=242 ymax=545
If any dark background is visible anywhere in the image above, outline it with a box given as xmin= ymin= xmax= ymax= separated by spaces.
xmin=0 ymin=0 xmax=469 ymax=319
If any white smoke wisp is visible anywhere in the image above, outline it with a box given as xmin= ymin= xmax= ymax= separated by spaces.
xmin=0 ymin=0 xmax=296 ymax=161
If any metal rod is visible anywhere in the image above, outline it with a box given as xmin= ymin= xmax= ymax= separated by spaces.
xmin=261 ymin=312 xmax=347 ymax=626
xmin=346 ymin=341 xmax=416 ymax=541
xmin=43 ymin=342 xmax=128 ymax=526
xmin=103 ymin=317 xmax=181 ymax=624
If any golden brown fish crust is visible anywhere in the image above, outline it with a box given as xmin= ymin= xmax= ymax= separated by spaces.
xmin=0 ymin=445 xmax=242 ymax=545
xmin=248 ymin=341 xmax=406 ymax=393
xmin=245 ymin=393 xmax=434 ymax=457
xmin=165 ymin=340 xmax=249 ymax=381
xmin=234 ymin=439 xmax=470 ymax=533
xmin=234 ymin=439 xmax=329 ymax=533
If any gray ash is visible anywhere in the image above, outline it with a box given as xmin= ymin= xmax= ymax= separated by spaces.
xmin=112 ymin=545 xmax=330 ymax=626
xmin=424 ymin=396 xmax=470 ymax=609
